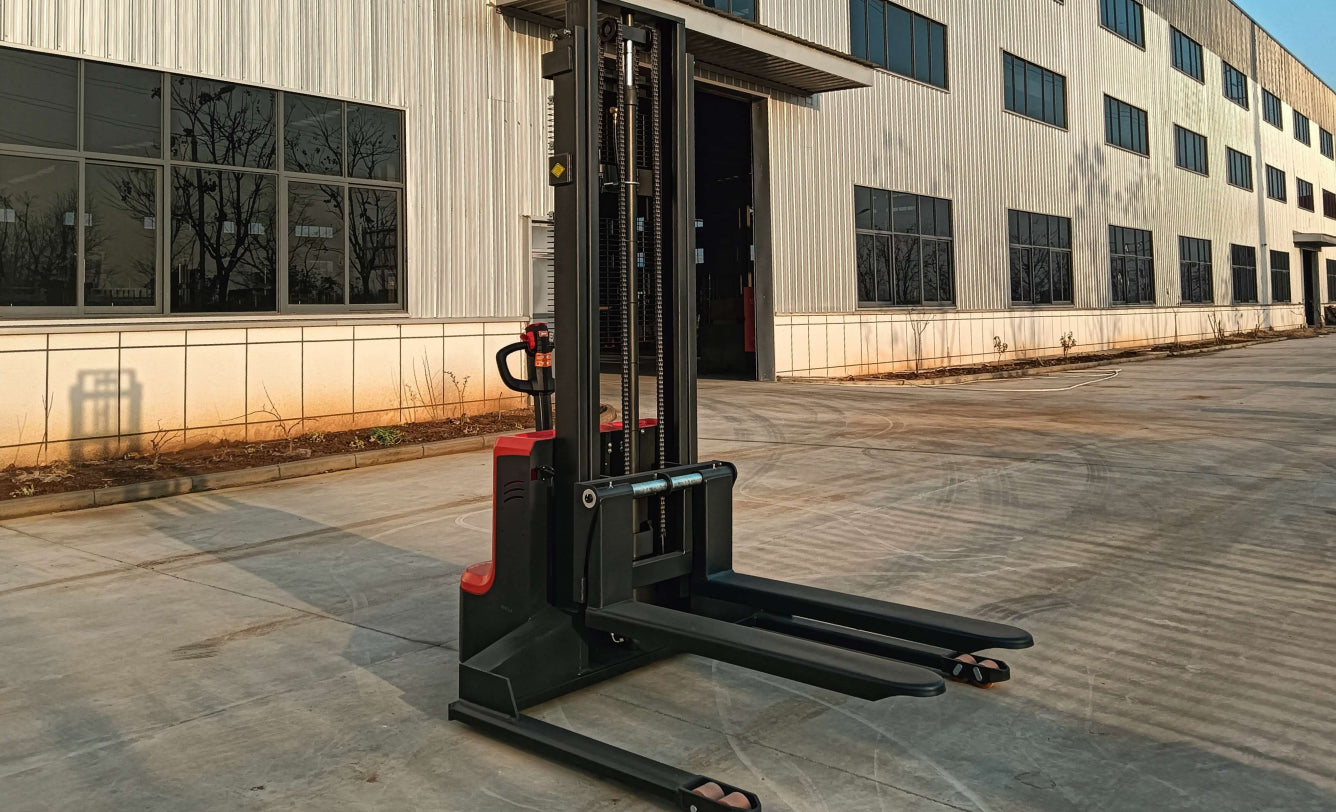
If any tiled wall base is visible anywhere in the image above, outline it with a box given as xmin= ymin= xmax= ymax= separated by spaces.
xmin=0 ymin=321 xmax=529 ymax=466
xmin=773 ymin=305 xmax=1308 ymax=378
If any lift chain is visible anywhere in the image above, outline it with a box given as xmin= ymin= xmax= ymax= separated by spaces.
xmin=649 ymin=26 xmax=668 ymax=548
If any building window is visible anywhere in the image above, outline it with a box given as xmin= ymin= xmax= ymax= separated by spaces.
xmin=1003 ymin=53 xmax=1067 ymax=128
xmin=1009 ymin=210 xmax=1073 ymax=306
xmin=1323 ymin=128 xmax=1335 ymax=159
xmin=1110 ymin=226 xmax=1155 ymax=305
xmin=1294 ymin=111 xmax=1312 ymax=146
xmin=1178 ymin=237 xmax=1213 ymax=304
xmin=0 ymin=45 xmax=405 ymax=316
xmin=1328 ymin=259 xmax=1336 ymax=303
xmin=1324 ymin=190 xmax=1336 ymax=219
xmin=1226 ymin=148 xmax=1254 ymax=190
xmin=1231 ymin=245 xmax=1258 ymax=304
xmin=1297 ymin=178 xmax=1315 ymax=212
xmin=1265 ymin=165 xmax=1287 ymax=202
xmin=1270 ymin=251 xmax=1291 ymax=303
xmin=1222 ymin=61 xmax=1249 ymax=109
xmin=855 ymin=185 xmax=955 ymax=307
xmin=1170 ymin=28 xmax=1203 ymax=82
xmin=1105 ymin=96 xmax=1149 ymax=156
xmin=1100 ymin=0 xmax=1145 ymax=47
xmin=697 ymin=0 xmax=756 ymax=21
xmin=1262 ymin=89 xmax=1283 ymax=129
xmin=1173 ymin=126 xmax=1208 ymax=175
xmin=850 ymin=1 xmax=948 ymax=89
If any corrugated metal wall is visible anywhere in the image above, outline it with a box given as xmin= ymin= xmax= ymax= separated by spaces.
xmin=759 ymin=0 xmax=1336 ymax=315
xmin=0 ymin=0 xmax=554 ymax=320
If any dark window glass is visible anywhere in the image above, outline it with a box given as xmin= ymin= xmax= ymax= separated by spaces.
xmin=170 ymin=76 xmax=276 ymax=169
xmin=1226 ymin=148 xmax=1253 ymax=190
xmin=1009 ymin=209 xmax=1073 ymax=306
xmin=1171 ymin=28 xmax=1203 ymax=82
xmin=1298 ymin=178 xmax=1315 ymax=211
xmin=885 ymin=5 xmax=911 ymax=76
xmin=850 ymin=0 xmax=868 ymax=60
xmin=1110 ymin=225 xmax=1155 ymax=305
xmin=84 ymin=164 xmax=159 ymax=308
xmin=855 ymin=1 xmax=947 ymax=89
xmin=349 ymin=187 xmax=400 ymax=305
xmin=854 ymin=185 xmax=952 ymax=306
xmin=1328 ymin=259 xmax=1336 ymax=303
xmin=0 ymin=155 xmax=79 ymax=306
xmin=1105 ymin=95 xmax=1149 ymax=156
xmin=170 ymin=168 xmax=276 ymax=312
xmin=0 ymin=49 xmax=78 ymax=149
xmin=698 ymin=0 xmax=756 ymax=20
xmin=1262 ymin=89 xmax=1282 ymax=129
xmin=285 ymin=94 xmax=344 ymax=176
xmin=1231 ymin=245 xmax=1258 ymax=304
xmin=1174 ymin=125 xmax=1208 ymax=175
xmin=1265 ymin=165 xmax=1287 ymax=202
xmin=1270 ymin=251 xmax=1291 ymax=303
xmin=84 ymin=63 xmax=163 ymax=158
xmin=1222 ymin=62 xmax=1250 ymax=109
xmin=1003 ymin=52 xmax=1067 ymax=128
xmin=1294 ymin=111 xmax=1311 ymax=146
xmin=288 ymin=182 xmax=346 ymax=305
xmin=1322 ymin=129 xmax=1335 ymax=160
xmin=1101 ymin=0 xmax=1145 ymax=47
xmin=1324 ymin=190 xmax=1336 ymax=219
xmin=347 ymin=104 xmax=403 ymax=182
xmin=1178 ymin=237 xmax=1213 ymax=304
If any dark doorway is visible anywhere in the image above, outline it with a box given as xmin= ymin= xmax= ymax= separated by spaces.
xmin=1302 ymin=250 xmax=1319 ymax=327
xmin=695 ymin=90 xmax=756 ymax=379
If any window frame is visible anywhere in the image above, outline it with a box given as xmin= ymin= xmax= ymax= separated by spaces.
xmin=1177 ymin=236 xmax=1214 ymax=305
xmin=1297 ymin=178 xmax=1315 ymax=212
xmin=1221 ymin=61 xmax=1250 ymax=110
xmin=0 ymin=50 xmax=407 ymax=319
xmin=1270 ymin=250 xmax=1292 ymax=303
xmin=1109 ymin=225 xmax=1156 ymax=306
xmin=1002 ymin=51 xmax=1068 ymax=130
xmin=1327 ymin=258 xmax=1336 ymax=304
xmin=1225 ymin=147 xmax=1254 ymax=191
xmin=1262 ymin=89 xmax=1283 ymax=130
xmin=1100 ymin=0 xmax=1146 ymax=49
xmin=1170 ymin=27 xmax=1204 ymax=84
xmin=854 ymin=185 xmax=956 ymax=309
xmin=1230 ymin=244 xmax=1258 ymax=304
xmin=1324 ymin=189 xmax=1336 ymax=220
xmin=1294 ymin=110 xmax=1312 ymax=146
xmin=850 ymin=0 xmax=950 ymax=90
xmin=1322 ymin=128 xmax=1335 ymax=160
xmin=1173 ymin=125 xmax=1208 ymax=176
xmin=1008 ymin=209 xmax=1075 ymax=307
xmin=695 ymin=0 xmax=757 ymax=21
xmin=1265 ymin=165 xmax=1288 ymax=202
xmin=1104 ymin=95 xmax=1150 ymax=157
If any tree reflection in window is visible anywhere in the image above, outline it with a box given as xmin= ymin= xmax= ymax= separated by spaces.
xmin=84 ymin=164 xmax=159 ymax=307
xmin=347 ymin=105 xmax=402 ymax=182
xmin=0 ymin=155 xmax=79 ymax=307
xmin=350 ymin=188 xmax=399 ymax=304
xmin=170 ymin=169 xmax=276 ymax=312
xmin=170 ymin=76 xmax=276 ymax=169
xmin=289 ymin=182 xmax=345 ymax=305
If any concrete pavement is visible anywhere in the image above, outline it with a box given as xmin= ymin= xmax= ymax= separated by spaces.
xmin=2 ymin=336 xmax=1335 ymax=811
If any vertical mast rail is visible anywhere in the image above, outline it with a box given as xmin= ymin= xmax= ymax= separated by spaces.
xmin=619 ymin=15 xmax=640 ymax=475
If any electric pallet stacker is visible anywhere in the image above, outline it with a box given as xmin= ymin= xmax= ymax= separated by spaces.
xmin=448 ymin=3 xmax=1034 ymax=808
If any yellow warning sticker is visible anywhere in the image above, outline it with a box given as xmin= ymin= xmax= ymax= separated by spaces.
xmin=551 ymin=163 xmax=566 ymax=178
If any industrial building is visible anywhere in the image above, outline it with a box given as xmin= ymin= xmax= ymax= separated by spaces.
xmin=1 ymin=0 xmax=1332 ymax=463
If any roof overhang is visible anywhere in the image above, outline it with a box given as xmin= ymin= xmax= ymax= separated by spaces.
xmin=1293 ymin=231 xmax=1336 ymax=249
xmin=496 ymin=0 xmax=875 ymax=97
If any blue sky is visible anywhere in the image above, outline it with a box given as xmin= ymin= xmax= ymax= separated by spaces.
xmin=1233 ymin=0 xmax=1336 ymax=86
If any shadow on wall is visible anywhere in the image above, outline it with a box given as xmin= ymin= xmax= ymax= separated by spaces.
xmin=69 ymin=370 xmax=140 ymax=462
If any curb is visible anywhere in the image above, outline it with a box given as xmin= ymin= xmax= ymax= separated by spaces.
xmin=796 ymin=336 xmax=1290 ymax=388
xmin=0 ymin=434 xmax=504 ymax=522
